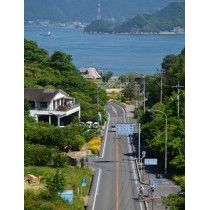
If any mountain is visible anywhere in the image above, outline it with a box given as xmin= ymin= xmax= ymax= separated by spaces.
xmin=24 ymin=0 xmax=185 ymax=23
xmin=84 ymin=2 xmax=185 ymax=34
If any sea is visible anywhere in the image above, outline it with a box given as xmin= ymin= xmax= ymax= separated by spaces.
xmin=24 ymin=26 xmax=185 ymax=76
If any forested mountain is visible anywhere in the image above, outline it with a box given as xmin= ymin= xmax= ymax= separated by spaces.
xmin=84 ymin=2 xmax=185 ymax=34
xmin=24 ymin=0 xmax=185 ymax=23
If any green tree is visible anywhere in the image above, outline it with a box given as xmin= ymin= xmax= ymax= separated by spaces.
xmin=24 ymin=143 xmax=52 ymax=166
xmin=24 ymin=39 xmax=49 ymax=65
xmin=119 ymin=74 xmax=126 ymax=83
xmin=45 ymin=170 xmax=66 ymax=198
xmin=50 ymin=51 xmax=74 ymax=71
xmin=144 ymin=75 xmax=160 ymax=106
xmin=162 ymin=193 xmax=185 ymax=210
xmin=123 ymin=81 xmax=135 ymax=101
xmin=53 ymin=153 xmax=68 ymax=168
xmin=102 ymin=71 xmax=113 ymax=82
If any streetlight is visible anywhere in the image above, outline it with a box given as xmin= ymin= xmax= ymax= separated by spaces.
xmin=148 ymin=109 xmax=168 ymax=176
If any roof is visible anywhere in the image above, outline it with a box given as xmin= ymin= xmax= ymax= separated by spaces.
xmin=24 ymin=88 xmax=69 ymax=102
xmin=126 ymin=72 xmax=144 ymax=79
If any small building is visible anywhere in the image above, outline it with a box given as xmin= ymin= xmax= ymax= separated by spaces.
xmin=24 ymin=88 xmax=81 ymax=127
xmin=126 ymin=72 xmax=144 ymax=82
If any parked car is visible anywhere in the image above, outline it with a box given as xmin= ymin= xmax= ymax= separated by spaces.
xmin=110 ymin=125 xmax=116 ymax=132
xmin=93 ymin=122 xmax=99 ymax=128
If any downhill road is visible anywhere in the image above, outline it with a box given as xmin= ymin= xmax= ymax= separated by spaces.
xmin=87 ymin=101 xmax=144 ymax=210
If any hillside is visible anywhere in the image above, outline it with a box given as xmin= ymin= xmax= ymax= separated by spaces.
xmin=24 ymin=0 xmax=185 ymax=23
xmin=24 ymin=39 xmax=108 ymax=122
xmin=84 ymin=2 xmax=185 ymax=34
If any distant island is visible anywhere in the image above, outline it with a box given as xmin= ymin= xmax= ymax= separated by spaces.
xmin=24 ymin=0 xmax=185 ymax=24
xmin=83 ymin=2 xmax=184 ymax=35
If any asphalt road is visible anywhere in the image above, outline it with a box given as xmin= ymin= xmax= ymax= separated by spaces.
xmin=86 ymin=101 xmax=180 ymax=210
xmin=87 ymin=101 xmax=143 ymax=210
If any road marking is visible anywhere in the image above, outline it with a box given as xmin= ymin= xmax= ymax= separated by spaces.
xmin=92 ymin=169 xmax=101 ymax=210
xmin=111 ymin=105 xmax=117 ymax=115
xmin=101 ymin=112 xmax=110 ymax=158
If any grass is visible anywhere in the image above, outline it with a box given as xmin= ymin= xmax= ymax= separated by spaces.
xmin=24 ymin=166 xmax=93 ymax=209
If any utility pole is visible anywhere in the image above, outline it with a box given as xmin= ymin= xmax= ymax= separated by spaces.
xmin=119 ymin=76 xmax=121 ymax=102
xmin=135 ymin=82 xmax=137 ymax=109
xmin=157 ymin=68 xmax=163 ymax=103
xmin=160 ymin=71 xmax=163 ymax=103
xmin=171 ymin=80 xmax=184 ymax=117
xmin=138 ymin=123 xmax=141 ymax=166
xmin=143 ymin=77 xmax=145 ymax=113
xmin=138 ymin=84 xmax=141 ymax=109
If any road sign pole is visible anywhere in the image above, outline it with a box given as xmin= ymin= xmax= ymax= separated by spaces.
xmin=138 ymin=123 xmax=141 ymax=167
xmin=140 ymin=151 xmax=146 ymax=178
xmin=81 ymin=184 xmax=82 ymax=201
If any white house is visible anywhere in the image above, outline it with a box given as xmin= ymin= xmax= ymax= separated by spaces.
xmin=24 ymin=88 xmax=81 ymax=127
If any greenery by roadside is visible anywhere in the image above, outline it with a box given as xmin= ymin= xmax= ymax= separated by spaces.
xmin=24 ymin=166 xmax=92 ymax=210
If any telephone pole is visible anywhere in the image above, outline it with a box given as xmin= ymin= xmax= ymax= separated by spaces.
xmin=160 ymin=71 xmax=163 ymax=103
xmin=143 ymin=76 xmax=145 ymax=113
xmin=171 ymin=80 xmax=184 ymax=117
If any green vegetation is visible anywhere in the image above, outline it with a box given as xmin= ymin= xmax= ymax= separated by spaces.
xmin=24 ymin=38 xmax=185 ymax=209
xmin=134 ymin=48 xmax=185 ymax=175
xmin=24 ymin=166 xmax=92 ymax=210
xmin=84 ymin=2 xmax=185 ymax=34
xmin=24 ymin=39 xmax=108 ymax=123
xmin=132 ymin=48 xmax=185 ymax=209
xmin=24 ymin=39 xmax=106 ymax=209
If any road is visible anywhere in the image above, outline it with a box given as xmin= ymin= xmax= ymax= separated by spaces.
xmin=86 ymin=101 xmax=180 ymax=210
xmin=87 ymin=101 xmax=144 ymax=210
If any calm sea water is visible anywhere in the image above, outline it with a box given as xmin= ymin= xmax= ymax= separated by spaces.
xmin=24 ymin=26 xmax=185 ymax=75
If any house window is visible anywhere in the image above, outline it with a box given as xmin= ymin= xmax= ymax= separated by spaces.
xmin=40 ymin=102 xmax=47 ymax=109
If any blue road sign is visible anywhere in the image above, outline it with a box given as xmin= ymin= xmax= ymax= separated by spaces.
xmin=150 ymin=179 xmax=168 ymax=184
xmin=144 ymin=158 xmax=158 ymax=165
xmin=82 ymin=178 xmax=87 ymax=186
xmin=116 ymin=123 xmax=133 ymax=135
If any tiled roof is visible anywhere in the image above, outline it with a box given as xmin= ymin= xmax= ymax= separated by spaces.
xmin=24 ymin=88 xmax=69 ymax=101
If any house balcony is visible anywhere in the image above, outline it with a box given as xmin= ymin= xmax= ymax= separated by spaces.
xmin=30 ymin=103 xmax=80 ymax=118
